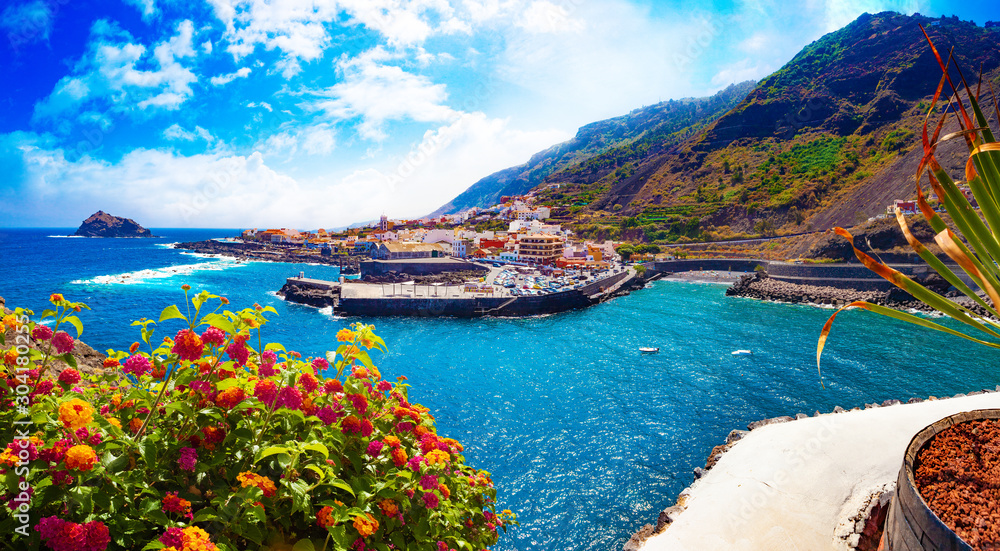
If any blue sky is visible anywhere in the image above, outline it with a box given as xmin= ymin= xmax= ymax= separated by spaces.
xmin=0 ymin=0 xmax=994 ymax=229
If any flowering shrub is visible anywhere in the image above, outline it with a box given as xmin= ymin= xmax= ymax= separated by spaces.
xmin=1 ymin=290 xmax=515 ymax=551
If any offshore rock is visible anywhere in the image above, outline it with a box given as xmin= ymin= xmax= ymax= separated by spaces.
xmin=74 ymin=211 xmax=154 ymax=238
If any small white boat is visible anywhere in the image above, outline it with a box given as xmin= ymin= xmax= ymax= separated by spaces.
xmin=731 ymin=349 xmax=752 ymax=355
xmin=639 ymin=347 xmax=659 ymax=354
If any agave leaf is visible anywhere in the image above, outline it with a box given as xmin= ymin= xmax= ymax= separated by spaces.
xmin=925 ymin=160 xmax=1000 ymax=282
xmin=895 ymin=209 xmax=996 ymax=316
xmin=933 ymin=228 xmax=1000 ymax=310
xmin=818 ymin=300 xmax=1000 ymax=379
xmin=834 ymin=227 xmax=1000 ymax=339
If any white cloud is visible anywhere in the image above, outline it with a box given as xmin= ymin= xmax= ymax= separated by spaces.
xmin=210 ymin=67 xmax=252 ymax=86
xmin=122 ymin=0 xmax=158 ymax=22
xmin=822 ymin=0 xmax=928 ymax=32
xmin=33 ymin=19 xmax=199 ymax=122
xmin=163 ymin=124 xmax=214 ymax=142
xmin=247 ymin=101 xmax=273 ymax=111
xmin=710 ymin=58 xmax=769 ymax=88
xmin=517 ymin=1 xmax=585 ymax=34
xmin=1 ymin=0 xmax=55 ymax=48
xmin=205 ymin=0 xmax=468 ymax=76
xmin=333 ymin=112 xmax=568 ymax=220
xmin=309 ymin=49 xmax=459 ymax=140
xmin=301 ymin=123 xmax=336 ymax=155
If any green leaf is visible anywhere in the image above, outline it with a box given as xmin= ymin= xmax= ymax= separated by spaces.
xmin=63 ymin=315 xmax=84 ymax=338
xmin=304 ymin=442 xmax=329 ymax=458
xmin=255 ymin=446 xmax=291 ymax=463
xmin=191 ymin=508 xmax=218 ymax=523
xmin=142 ymin=541 xmax=166 ymax=551
xmin=200 ymin=313 xmax=237 ymax=336
xmin=331 ymin=479 xmax=356 ymax=497
xmin=158 ymin=304 xmax=187 ymax=323
xmin=304 ymin=464 xmax=325 ymax=481
xmin=59 ymin=353 xmax=77 ymax=369
xmin=265 ymin=342 xmax=287 ymax=352
xmin=292 ymin=540 xmax=316 ymax=551
xmin=215 ymin=378 xmax=240 ymax=391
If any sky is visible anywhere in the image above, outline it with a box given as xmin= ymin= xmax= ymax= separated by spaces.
xmin=0 ymin=0 xmax=995 ymax=229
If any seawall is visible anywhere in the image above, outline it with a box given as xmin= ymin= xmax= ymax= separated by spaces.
xmin=336 ymin=270 xmax=632 ymax=317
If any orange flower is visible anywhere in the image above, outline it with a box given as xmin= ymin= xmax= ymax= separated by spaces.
xmin=58 ymin=398 xmax=94 ymax=431
xmin=378 ymin=499 xmax=398 ymax=517
xmin=129 ymin=418 xmax=144 ymax=433
xmin=0 ymin=448 xmax=17 ymax=467
xmin=391 ymin=447 xmax=408 ymax=468
xmin=50 ymin=294 xmax=64 ymax=303
xmin=4 ymin=349 xmax=18 ymax=365
xmin=110 ymin=393 xmax=122 ymax=408
xmin=336 ymin=328 xmax=355 ymax=342
xmin=237 ymin=471 xmax=277 ymax=498
xmin=64 ymin=445 xmax=98 ymax=471
xmin=352 ymin=513 xmax=379 ymax=538
xmin=317 ymin=506 xmax=336 ymax=528
xmin=438 ymin=483 xmax=450 ymax=500
xmin=383 ymin=436 xmax=401 ymax=448
xmin=106 ymin=417 xmax=122 ymax=429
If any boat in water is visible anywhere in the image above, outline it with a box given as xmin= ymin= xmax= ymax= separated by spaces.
xmin=731 ymin=349 xmax=752 ymax=355
xmin=639 ymin=347 xmax=659 ymax=354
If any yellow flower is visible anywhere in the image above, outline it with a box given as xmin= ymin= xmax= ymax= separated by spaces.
xmin=426 ymin=449 xmax=450 ymax=465
xmin=336 ymin=328 xmax=355 ymax=342
xmin=107 ymin=417 xmax=122 ymax=429
xmin=58 ymin=398 xmax=94 ymax=431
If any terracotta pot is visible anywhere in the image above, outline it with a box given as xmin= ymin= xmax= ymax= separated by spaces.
xmin=880 ymin=409 xmax=1000 ymax=550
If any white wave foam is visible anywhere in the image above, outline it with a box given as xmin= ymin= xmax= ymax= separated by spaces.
xmin=71 ymin=259 xmax=248 ymax=285
xmin=48 ymin=235 xmax=85 ymax=238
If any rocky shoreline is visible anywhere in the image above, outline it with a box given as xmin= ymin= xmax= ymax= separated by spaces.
xmin=724 ymin=271 xmax=991 ymax=317
xmin=173 ymin=240 xmax=364 ymax=273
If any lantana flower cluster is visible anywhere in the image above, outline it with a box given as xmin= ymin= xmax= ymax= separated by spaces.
xmin=0 ymin=291 xmax=515 ymax=551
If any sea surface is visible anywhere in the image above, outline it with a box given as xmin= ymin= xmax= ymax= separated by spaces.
xmin=2 ymin=228 xmax=996 ymax=551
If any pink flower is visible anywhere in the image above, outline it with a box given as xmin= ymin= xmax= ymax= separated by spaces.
xmin=316 ymin=406 xmax=342 ymax=426
xmin=178 ymin=447 xmax=197 ymax=472
xmin=407 ymin=456 xmax=426 ymax=471
xmin=347 ymin=393 xmax=368 ymax=415
xmin=32 ymin=324 xmax=53 ymax=341
xmin=200 ymin=327 xmax=226 ymax=347
xmin=323 ymin=380 xmax=343 ymax=394
xmin=257 ymin=363 xmax=277 ymax=377
xmin=52 ymin=332 xmax=75 ymax=354
xmin=261 ymin=350 xmax=277 ymax=365
xmin=298 ymin=373 xmax=318 ymax=393
xmin=122 ymin=355 xmax=150 ymax=377
xmin=361 ymin=418 xmax=373 ymax=438
xmin=34 ymin=380 xmax=54 ymax=396
xmin=36 ymin=516 xmax=110 ymax=551
xmin=419 ymin=474 xmax=439 ymax=491
xmin=376 ymin=380 xmax=392 ymax=392
xmin=159 ymin=527 xmax=184 ymax=548
xmin=366 ymin=440 xmax=384 ymax=457
xmin=254 ymin=380 xmax=278 ymax=407
xmin=171 ymin=329 xmax=204 ymax=362
xmin=226 ymin=340 xmax=249 ymax=366
xmin=422 ymin=492 xmax=439 ymax=509
xmin=311 ymin=358 xmax=329 ymax=373
xmin=276 ymin=386 xmax=302 ymax=410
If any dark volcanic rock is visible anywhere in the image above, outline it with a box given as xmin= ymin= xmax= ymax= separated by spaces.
xmin=74 ymin=211 xmax=154 ymax=238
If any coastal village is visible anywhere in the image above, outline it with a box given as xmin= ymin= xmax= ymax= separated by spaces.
xmin=236 ymin=192 xmax=627 ymax=269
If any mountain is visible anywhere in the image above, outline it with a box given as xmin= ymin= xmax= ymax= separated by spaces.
xmin=430 ymin=81 xmax=757 ymax=216
xmin=440 ymin=12 xmax=1000 ymax=245
xmin=74 ymin=211 xmax=154 ymax=237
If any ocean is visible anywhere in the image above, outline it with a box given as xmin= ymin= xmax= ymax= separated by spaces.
xmin=1 ymin=228 xmax=995 ymax=550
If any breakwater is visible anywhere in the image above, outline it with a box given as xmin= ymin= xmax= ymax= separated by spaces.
xmin=278 ymin=269 xmax=639 ymax=317
xmin=174 ymin=240 xmax=364 ymax=273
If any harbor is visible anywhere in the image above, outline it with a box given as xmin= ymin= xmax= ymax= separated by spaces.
xmin=278 ymin=260 xmax=642 ymax=317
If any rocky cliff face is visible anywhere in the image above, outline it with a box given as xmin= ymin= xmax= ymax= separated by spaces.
xmin=74 ymin=211 xmax=154 ymax=238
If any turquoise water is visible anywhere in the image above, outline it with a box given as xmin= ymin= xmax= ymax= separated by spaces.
xmin=2 ymin=228 xmax=996 ymax=550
